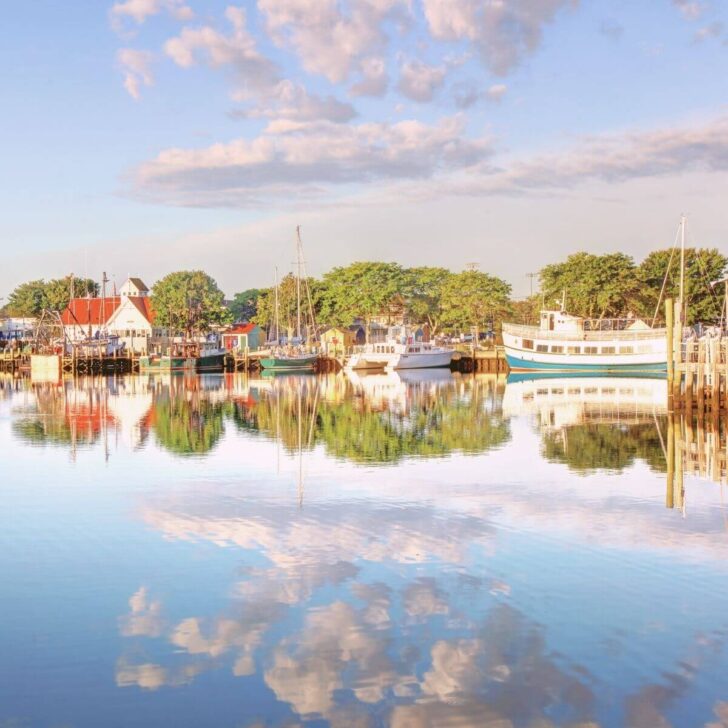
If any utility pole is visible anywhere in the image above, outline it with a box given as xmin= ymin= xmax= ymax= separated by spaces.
xmin=526 ymin=273 xmax=537 ymax=297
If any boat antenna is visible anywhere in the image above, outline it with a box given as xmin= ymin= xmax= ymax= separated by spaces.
xmin=561 ymin=289 xmax=566 ymax=313
xmin=296 ymin=226 xmax=302 ymax=341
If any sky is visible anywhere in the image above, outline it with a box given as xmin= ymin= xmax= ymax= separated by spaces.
xmin=1 ymin=0 xmax=727 ymax=300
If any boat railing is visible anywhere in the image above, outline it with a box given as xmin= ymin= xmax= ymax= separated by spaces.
xmin=503 ymin=322 xmax=667 ymax=342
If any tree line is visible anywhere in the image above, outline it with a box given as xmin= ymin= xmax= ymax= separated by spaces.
xmin=3 ymin=247 xmax=726 ymax=334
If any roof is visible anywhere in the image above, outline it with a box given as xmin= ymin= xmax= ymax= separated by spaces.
xmin=224 ymin=323 xmax=259 ymax=334
xmin=125 ymin=277 xmax=149 ymax=292
xmin=126 ymin=296 xmax=155 ymax=324
xmin=61 ymin=297 xmax=122 ymax=326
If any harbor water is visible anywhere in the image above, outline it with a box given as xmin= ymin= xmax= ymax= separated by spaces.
xmin=2 ymin=371 xmax=728 ymax=727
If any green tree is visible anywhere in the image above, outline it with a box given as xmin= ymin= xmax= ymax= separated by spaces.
xmin=318 ymin=262 xmax=406 ymax=342
xmin=5 ymin=275 xmax=98 ymax=316
xmin=440 ymin=269 xmax=511 ymax=337
xmin=539 ymin=252 xmax=638 ymax=319
xmin=405 ymin=267 xmax=452 ymax=334
xmin=634 ymin=248 xmax=727 ymax=325
xmin=229 ymin=288 xmax=263 ymax=323
xmin=151 ymin=271 xmax=231 ymax=336
xmin=253 ymin=274 xmax=320 ymax=339
xmin=5 ymin=280 xmax=47 ymax=316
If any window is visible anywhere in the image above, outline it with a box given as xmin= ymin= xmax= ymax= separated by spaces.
xmin=536 ymin=344 xmax=548 ymax=353
xmin=523 ymin=339 xmax=534 ymax=350
xmin=584 ymin=346 xmax=598 ymax=354
xmin=619 ymin=346 xmax=633 ymax=354
xmin=601 ymin=347 xmax=616 ymax=355
xmin=567 ymin=346 xmax=580 ymax=354
xmin=551 ymin=346 xmax=563 ymax=354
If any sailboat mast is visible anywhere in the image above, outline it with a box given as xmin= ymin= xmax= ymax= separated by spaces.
xmin=296 ymin=226 xmax=302 ymax=341
xmin=679 ymin=214 xmax=686 ymax=324
xmin=274 ymin=266 xmax=280 ymax=344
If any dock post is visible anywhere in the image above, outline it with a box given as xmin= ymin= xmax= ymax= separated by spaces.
xmin=666 ymin=299 xmax=673 ymax=410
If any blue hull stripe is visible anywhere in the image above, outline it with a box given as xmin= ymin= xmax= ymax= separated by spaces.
xmin=505 ymin=353 xmax=667 ymax=374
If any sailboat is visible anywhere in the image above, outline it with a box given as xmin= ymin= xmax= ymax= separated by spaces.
xmin=260 ymin=227 xmax=318 ymax=373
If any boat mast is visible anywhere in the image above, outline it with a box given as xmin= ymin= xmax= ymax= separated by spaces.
xmin=679 ymin=214 xmax=686 ymax=324
xmin=274 ymin=266 xmax=280 ymax=344
xmin=296 ymin=226 xmax=302 ymax=342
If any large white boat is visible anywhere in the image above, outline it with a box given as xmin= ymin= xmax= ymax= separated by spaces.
xmin=347 ymin=328 xmax=454 ymax=370
xmin=502 ymin=310 xmax=667 ymax=373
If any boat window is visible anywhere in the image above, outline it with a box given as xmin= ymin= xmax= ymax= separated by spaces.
xmin=536 ymin=344 xmax=548 ymax=352
xmin=523 ymin=339 xmax=534 ymax=349
xmin=584 ymin=387 xmax=598 ymax=394
xmin=551 ymin=346 xmax=563 ymax=353
xmin=601 ymin=347 xmax=616 ymax=354
xmin=584 ymin=346 xmax=598 ymax=355
xmin=567 ymin=388 xmax=581 ymax=395
xmin=638 ymin=345 xmax=650 ymax=354
xmin=567 ymin=346 xmax=580 ymax=354
xmin=549 ymin=314 xmax=555 ymax=331
xmin=619 ymin=346 xmax=634 ymax=354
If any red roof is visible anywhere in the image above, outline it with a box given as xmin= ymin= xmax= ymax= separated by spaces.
xmin=225 ymin=323 xmax=257 ymax=334
xmin=61 ymin=297 xmax=121 ymax=326
xmin=61 ymin=296 xmax=155 ymax=326
xmin=127 ymin=296 xmax=156 ymax=324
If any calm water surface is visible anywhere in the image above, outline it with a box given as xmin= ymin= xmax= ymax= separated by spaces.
xmin=2 ymin=371 xmax=728 ymax=728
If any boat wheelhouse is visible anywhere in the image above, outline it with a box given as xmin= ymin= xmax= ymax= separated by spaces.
xmin=502 ymin=310 xmax=667 ymax=373
xmin=346 ymin=327 xmax=454 ymax=371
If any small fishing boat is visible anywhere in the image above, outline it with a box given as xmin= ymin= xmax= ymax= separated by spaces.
xmin=139 ymin=342 xmax=226 ymax=373
xmin=259 ymin=351 xmax=317 ymax=372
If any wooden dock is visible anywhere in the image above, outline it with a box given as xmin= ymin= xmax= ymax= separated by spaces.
xmin=666 ymin=298 xmax=728 ymax=414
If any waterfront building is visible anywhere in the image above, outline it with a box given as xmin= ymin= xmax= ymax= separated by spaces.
xmin=220 ymin=323 xmax=265 ymax=351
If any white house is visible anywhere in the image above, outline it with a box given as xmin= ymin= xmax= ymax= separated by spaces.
xmin=61 ymin=277 xmax=155 ymax=354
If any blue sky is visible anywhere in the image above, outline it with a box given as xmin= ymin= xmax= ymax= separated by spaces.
xmin=1 ymin=0 xmax=727 ymax=298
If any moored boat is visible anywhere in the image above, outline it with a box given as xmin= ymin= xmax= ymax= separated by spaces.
xmin=502 ymin=310 xmax=667 ymax=373
xmin=259 ymin=352 xmax=317 ymax=372
xmin=347 ymin=327 xmax=454 ymax=371
xmin=139 ymin=343 xmax=227 ymax=373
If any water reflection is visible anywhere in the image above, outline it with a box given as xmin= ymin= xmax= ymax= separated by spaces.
xmin=3 ymin=371 xmax=728 ymax=727
xmin=10 ymin=371 xmax=510 ymax=463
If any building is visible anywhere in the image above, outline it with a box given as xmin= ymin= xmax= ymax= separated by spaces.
xmin=0 ymin=317 xmax=36 ymax=341
xmin=320 ymin=326 xmax=357 ymax=356
xmin=61 ymin=277 xmax=156 ymax=354
xmin=221 ymin=323 xmax=265 ymax=351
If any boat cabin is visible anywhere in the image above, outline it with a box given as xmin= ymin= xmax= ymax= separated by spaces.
xmin=540 ymin=310 xmax=583 ymax=334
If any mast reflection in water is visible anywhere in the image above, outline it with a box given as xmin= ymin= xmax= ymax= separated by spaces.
xmin=2 ymin=370 xmax=728 ymax=728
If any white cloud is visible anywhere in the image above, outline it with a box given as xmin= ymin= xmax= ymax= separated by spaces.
xmin=350 ymin=56 xmax=389 ymax=97
xmin=164 ymin=6 xmax=279 ymax=100
xmin=237 ymin=80 xmax=358 ymax=123
xmin=673 ymin=0 xmax=705 ymax=20
xmin=258 ymin=0 xmax=409 ymax=83
xmin=117 ymin=48 xmax=155 ymax=100
xmin=694 ymin=21 xmax=725 ymax=42
xmin=486 ymin=83 xmax=507 ymax=102
xmin=421 ymin=0 xmax=577 ymax=75
xmin=397 ymin=59 xmax=446 ymax=102
xmin=111 ymin=0 xmax=193 ymax=29
xmin=131 ymin=115 xmax=491 ymax=206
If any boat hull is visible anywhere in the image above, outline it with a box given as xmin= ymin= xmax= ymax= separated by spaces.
xmin=504 ymin=352 xmax=667 ymax=373
xmin=139 ymin=352 xmax=226 ymax=373
xmin=502 ymin=326 xmax=667 ymax=373
xmin=389 ymin=350 xmax=454 ymax=370
xmin=260 ymin=355 xmax=317 ymax=372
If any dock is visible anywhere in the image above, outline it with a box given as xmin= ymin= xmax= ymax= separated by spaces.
xmin=666 ymin=297 xmax=728 ymax=414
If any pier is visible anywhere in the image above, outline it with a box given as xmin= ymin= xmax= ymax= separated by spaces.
xmin=667 ymin=298 xmax=728 ymax=414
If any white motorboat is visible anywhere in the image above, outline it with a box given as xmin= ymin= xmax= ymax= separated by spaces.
xmin=347 ymin=329 xmax=454 ymax=371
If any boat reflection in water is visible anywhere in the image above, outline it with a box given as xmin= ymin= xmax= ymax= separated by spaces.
xmin=4 ymin=370 xmax=728 ymax=728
